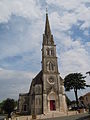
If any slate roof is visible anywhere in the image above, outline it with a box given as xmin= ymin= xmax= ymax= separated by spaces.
xmin=29 ymin=70 xmax=43 ymax=93
xmin=31 ymin=70 xmax=43 ymax=86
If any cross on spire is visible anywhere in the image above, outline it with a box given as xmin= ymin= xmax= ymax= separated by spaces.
xmin=46 ymin=8 xmax=48 ymax=14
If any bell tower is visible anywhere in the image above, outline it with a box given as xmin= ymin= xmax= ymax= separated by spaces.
xmin=42 ymin=12 xmax=59 ymax=75
xmin=42 ymin=12 xmax=67 ymax=114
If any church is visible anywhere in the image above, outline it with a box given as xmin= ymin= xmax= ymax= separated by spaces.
xmin=18 ymin=12 xmax=67 ymax=115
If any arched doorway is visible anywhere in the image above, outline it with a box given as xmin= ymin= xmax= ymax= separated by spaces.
xmin=48 ymin=92 xmax=56 ymax=111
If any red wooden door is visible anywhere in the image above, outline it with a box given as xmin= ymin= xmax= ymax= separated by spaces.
xmin=50 ymin=100 xmax=56 ymax=110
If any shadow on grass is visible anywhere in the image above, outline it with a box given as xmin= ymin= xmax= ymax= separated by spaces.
xmin=76 ymin=115 xmax=90 ymax=120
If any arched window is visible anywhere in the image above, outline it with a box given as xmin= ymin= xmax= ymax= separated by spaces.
xmin=51 ymin=49 xmax=54 ymax=56
xmin=23 ymin=104 xmax=27 ymax=111
xmin=47 ymin=61 xmax=55 ymax=71
xmin=49 ymin=62 xmax=54 ymax=71
xmin=46 ymin=49 xmax=49 ymax=55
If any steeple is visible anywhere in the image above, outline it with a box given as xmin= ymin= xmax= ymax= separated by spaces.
xmin=45 ymin=10 xmax=51 ymax=37
xmin=43 ymin=10 xmax=54 ymax=45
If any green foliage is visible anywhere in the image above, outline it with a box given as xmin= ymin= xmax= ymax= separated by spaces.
xmin=2 ymin=98 xmax=16 ymax=118
xmin=64 ymin=73 xmax=88 ymax=108
xmin=0 ymin=100 xmax=6 ymax=113
xmin=64 ymin=73 xmax=86 ymax=91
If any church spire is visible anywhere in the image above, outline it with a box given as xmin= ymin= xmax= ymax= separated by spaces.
xmin=45 ymin=9 xmax=51 ymax=37
xmin=43 ymin=9 xmax=54 ymax=45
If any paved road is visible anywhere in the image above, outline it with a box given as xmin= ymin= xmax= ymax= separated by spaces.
xmin=42 ymin=114 xmax=90 ymax=120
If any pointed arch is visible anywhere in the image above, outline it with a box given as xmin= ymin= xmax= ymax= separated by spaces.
xmin=46 ymin=48 xmax=50 ymax=55
xmin=49 ymin=61 xmax=54 ymax=71
xmin=51 ymin=49 xmax=54 ymax=56
xmin=46 ymin=61 xmax=55 ymax=71
xmin=48 ymin=92 xmax=56 ymax=100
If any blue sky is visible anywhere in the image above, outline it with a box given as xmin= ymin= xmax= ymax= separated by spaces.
xmin=0 ymin=0 xmax=90 ymax=101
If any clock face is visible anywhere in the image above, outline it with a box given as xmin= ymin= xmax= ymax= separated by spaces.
xmin=48 ymin=77 xmax=55 ymax=84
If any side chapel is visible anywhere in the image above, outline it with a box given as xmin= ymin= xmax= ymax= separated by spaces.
xmin=18 ymin=12 xmax=67 ymax=115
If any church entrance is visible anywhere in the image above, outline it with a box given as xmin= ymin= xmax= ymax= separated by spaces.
xmin=50 ymin=100 xmax=56 ymax=110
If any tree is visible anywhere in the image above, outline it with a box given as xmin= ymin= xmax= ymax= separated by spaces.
xmin=64 ymin=73 xmax=88 ymax=109
xmin=2 ymin=98 xmax=15 ymax=118
xmin=0 ymin=100 xmax=6 ymax=113
xmin=86 ymin=71 xmax=90 ymax=76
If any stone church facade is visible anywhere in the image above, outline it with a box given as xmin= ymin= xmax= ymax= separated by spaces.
xmin=18 ymin=13 xmax=67 ymax=115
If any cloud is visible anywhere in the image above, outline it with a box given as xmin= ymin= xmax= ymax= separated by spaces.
xmin=0 ymin=15 xmax=43 ymax=60
xmin=48 ymin=11 xmax=78 ymax=32
xmin=57 ymin=37 xmax=90 ymax=76
xmin=0 ymin=0 xmax=42 ymax=23
xmin=47 ymin=0 xmax=90 ymax=10
xmin=46 ymin=0 xmax=90 ymax=30
xmin=84 ymin=30 xmax=90 ymax=36
xmin=0 ymin=68 xmax=36 ymax=100
xmin=86 ymin=42 xmax=90 ymax=47
xmin=60 ymin=47 xmax=89 ymax=74
xmin=0 ymin=69 xmax=34 ymax=79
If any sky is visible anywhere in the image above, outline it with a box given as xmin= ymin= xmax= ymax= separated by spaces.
xmin=0 ymin=0 xmax=90 ymax=101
